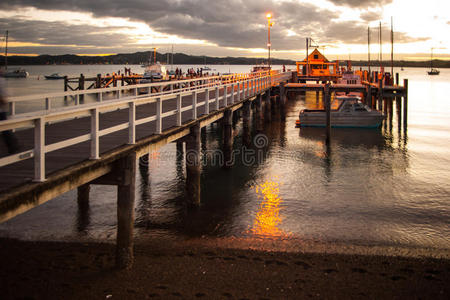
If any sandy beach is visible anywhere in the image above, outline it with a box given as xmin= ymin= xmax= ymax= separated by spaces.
xmin=0 ymin=237 xmax=448 ymax=299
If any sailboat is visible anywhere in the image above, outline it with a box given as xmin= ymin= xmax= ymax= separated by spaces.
xmin=202 ymin=56 xmax=212 ymax=71
xmin=0 ymin=31 xmax=29 ymax=78
xmin=427 ymin=48 xmax=440 ymax=75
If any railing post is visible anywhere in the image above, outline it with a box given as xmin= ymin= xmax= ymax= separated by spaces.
xmin=45 ymin=98 xmax=51 ymax=111
xmin=34 ymin=117 xmax=45 ymax=182
xmin=176 ymin=94 xmax=182 ymax=126
xmin=223 ymin=84 xmax=228 ymax=106
xmin=128 ymin=102 xmax=136 ymax=144
xmin=230 ymin=83 xmax=235 ymax=104
xmin=156 ymin=97 xmax=162 ymax=134
xmin=215 ymin=86 xmax=220 ymax=110
xmin=98 ymin=91 xmax=103 ymax=102
xmin=8 ymin=102 xmax=15 ymax=117
xmin=204 ymin=88 xmax=209 ymax=114
xmin=236 ymin=82 xmax=240 ymax=102
xmin=90 ymin=108 xmax=99 ymax=159
xmin=192 ymin=91 xmax=197 ymax=119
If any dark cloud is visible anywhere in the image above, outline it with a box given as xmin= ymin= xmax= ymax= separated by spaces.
xmin=323 ymin=21 xmax=429 ymax=44
xmin=329 ymin=0 xmax=393 ymax=8
xmin=0 ymin=0 xmax=425 ymax=56
xmin=360 ymin=11 xmax=381 ymax=22
xmin=0 ymin=18 xmax=135 ymax=48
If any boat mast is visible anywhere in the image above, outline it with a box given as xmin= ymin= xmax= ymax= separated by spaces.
xmin=430 ymin=48 xmax=433 ymax=69
xmin=391 ymin=17 xmax=394 ymax=76
xmin=368 ymin=26 xmax=371 ymax=76
xmin=306 ymin=38 xmax=309 ymax=76
xmin=4 ymin=30 xmax=8 ymax=71
xmin=379 ymin=21 xmax=382 ymax=72
xmin=171 ymin=45 xmax=174 ymax=70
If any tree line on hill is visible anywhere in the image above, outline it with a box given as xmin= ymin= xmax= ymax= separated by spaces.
xmin=0 ymin=51 xmax=449 ymax=68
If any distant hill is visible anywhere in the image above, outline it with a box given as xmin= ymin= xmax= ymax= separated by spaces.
xmin=0 ymin=51 xmax=449 ymax=68
xmin=0 ymin=51 xmax=295 ymax=66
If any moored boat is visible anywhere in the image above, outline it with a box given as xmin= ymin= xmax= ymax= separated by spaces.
xmin=1 ymin=68 xmax=29 ymax=78
xmin=296 ymin=96 xmax=385 ymax=128
xmin=44 ymin=73 xmax=65 ymax=80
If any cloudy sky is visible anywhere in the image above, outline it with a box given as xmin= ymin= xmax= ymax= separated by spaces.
xmin=0 ymin=0 xmax=448 ymax=60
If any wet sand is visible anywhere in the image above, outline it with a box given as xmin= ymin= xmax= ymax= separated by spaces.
xmin=0 ymin=237 xmax=449 ymax=299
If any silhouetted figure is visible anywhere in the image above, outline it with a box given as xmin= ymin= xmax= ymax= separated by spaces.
xmin=0 ymin=76 xmax=19 ymax=154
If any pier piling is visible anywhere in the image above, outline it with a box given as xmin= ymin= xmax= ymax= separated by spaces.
xmin=324 ymin=84 xmax=331 ymax=144
xmin=116 ymin=152 xmax=137 ymax=269
xmin=185 ymin=123 xmax=201 ymax=206
xmin=222 ymin=109 xmax=234 ymax=168
xmin=243 ymin=101 xmax=251 ymax=146
xmin=403 ymin=79 xmax=408 ymax=130
xmin=264 ymin=90 xmax=272 ymax=122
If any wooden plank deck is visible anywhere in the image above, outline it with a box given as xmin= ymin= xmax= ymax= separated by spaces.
xmin=0 ymin=87 xmax=234 ymax=193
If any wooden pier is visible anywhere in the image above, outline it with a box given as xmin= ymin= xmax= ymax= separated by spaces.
xmin=0 ymin=67 xmax=408 ymax=269
xmin=0 ymin=70 xmax=291 ymax=268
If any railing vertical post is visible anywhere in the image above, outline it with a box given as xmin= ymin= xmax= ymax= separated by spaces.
xmin=204 ymin=89 xmax=209 ymax=114
xmin=236 ymin=82 xmax=240 ymax=102
xmin=230 ymin=83 xmax=235 ymax=104
xmin=98 ymin=91 xmax=103 ymax=102
xmin=223 ymin=84 xmax=228 ymax=106
xmin=90 ymin=108 xmax=99 ymax=159
xmin=45 ymin=98 xmax=51 ymax=111
xmin=192 ymin=91 xmax=197 ymax=119
xmin=8 ymin=102 xmax=15 ymax=117
xmin=34 ymin=117 xmax=45 ymax=182
xmin=176 ymin=94 xmax=182 ymax=126
xmin=128 ymin=102 xmax=136 ymax=144
xmin=215 ymin=86 xmax=220 ymax=110
xmin=156 ymin=97 xmax=162 ymax=134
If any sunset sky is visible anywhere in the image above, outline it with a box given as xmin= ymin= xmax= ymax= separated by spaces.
xmin=0 ymin=0 xmax=448 ymax=61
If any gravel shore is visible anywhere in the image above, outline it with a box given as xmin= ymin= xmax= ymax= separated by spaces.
xmin=0 ymin=237 xmax=449 ymax=299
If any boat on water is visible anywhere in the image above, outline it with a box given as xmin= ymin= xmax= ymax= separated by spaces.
xmin=427 ymin=48 xmax=440 ymax=75
xmin=141 ymin=63 xmax=167 ymax=83
xmin=44 ymin=73 xmax=65 ymax=80
xmin=0 ymin=31 xmax=29 ymax=78
xmin=2 ymin=68 xmax=29 ymax=78
xmin=296 ymin=96 xmax=385 ymax=128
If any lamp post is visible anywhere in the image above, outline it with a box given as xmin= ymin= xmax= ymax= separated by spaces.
xmin=266 ymin=13 xmax=274 ymax=69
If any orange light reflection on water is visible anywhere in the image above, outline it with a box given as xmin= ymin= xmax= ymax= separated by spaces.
xmin=251 ymin=179 xmax=285 ymax=237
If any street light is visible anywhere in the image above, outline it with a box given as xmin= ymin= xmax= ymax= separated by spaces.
xmin=266 ymin=13 xmax=274 ymax=69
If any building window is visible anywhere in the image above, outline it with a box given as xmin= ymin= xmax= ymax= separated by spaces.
xmin=314 ymin=54 xmax=318 ymax=59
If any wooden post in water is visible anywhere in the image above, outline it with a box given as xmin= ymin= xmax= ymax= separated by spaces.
xmin=255 ymin=94 xmax=264 ymax=132
xmin=64 ymin=76 xmax=68 ymax=103
xmin=79 ymin=74 xmax=85 ymax=103
xmin=77 ymin=184 xmax=90 ymax=205
xmin=396 ymin=96 xmax=402 ymax=132
xmin=280 ymin=83 xmax=286 ymax=120
xmin=222 ymin=109 xmax=234 ymax=168
xmin=116 ymin=151 xmax=137 ymax=269
xmin=324 ymin=84 xmax=331 ymax=144
xmin=243 ymin=100 xmax=251 ymax=146
xmin=264 ymin=90 xmax=272 ymax=122
xmin=316 ymin=81 xmax=320 ymax=104
xmin=403 ymin=79 xmax=408 ymax=130
xmin=185 ymin=123 xmax=201 ymax=206
xmin=96 ymin=74 xmax=101 ymax=88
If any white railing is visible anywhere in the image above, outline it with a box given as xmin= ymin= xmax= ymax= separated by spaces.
xmin=0 ymin=70 xmax=292 ymax=182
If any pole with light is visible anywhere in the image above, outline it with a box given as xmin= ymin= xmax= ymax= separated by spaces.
xmin=266 ymin=13 xmax=274 ymax=69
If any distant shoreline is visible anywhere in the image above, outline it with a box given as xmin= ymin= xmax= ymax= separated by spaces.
xmin=1 ymin=51 xmax=450 ymax=68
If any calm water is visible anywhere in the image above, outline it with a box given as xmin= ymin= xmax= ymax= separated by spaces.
xmin=0 ymin=66 xmax=449 ymax=253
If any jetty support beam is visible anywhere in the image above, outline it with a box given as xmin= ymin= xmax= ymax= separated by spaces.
xmin=116 ymin=151 xmax=137 ymax=269
xmin=222 ymin=109 xmax=234 ymax=168
xmin=324 ymin=84 xmax=331 ymax=144
xmin=185 ymin=122 xmax=201 ymax=206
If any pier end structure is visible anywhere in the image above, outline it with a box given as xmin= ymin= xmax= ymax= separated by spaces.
xmin=0 ymin=69 xmax=294 ymax=268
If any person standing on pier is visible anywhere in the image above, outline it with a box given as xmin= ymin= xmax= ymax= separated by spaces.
xmin=0 ymin=74 xmax=19 ymax=154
